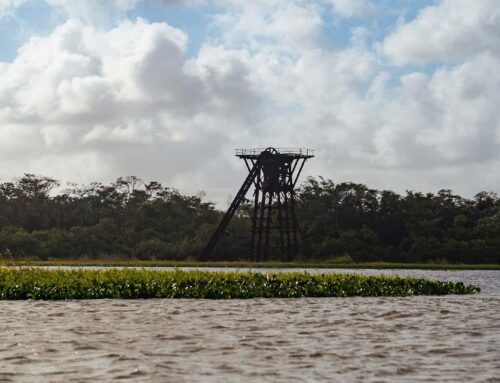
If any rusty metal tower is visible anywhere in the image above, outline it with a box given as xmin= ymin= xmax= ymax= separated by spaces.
xmin=199 ymin=147 xmax=314 ymax=262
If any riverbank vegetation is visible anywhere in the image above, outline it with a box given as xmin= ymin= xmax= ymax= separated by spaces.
xmin=3 ymin=259 xmax=499 ymax=270
xmin=0 ymin=174 xmax=499 ymax=264
xmin=0 ymin=268 xmax=480 ymax=299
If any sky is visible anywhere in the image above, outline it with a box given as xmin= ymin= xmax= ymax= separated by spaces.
xmin=0 ymin=0 xmax=499 ymax=205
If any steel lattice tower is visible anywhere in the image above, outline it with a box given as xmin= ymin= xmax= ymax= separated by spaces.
xmin=199 ymin=147 xmax=314 ymax=261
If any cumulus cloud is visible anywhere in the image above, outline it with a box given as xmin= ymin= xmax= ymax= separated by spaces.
xmin=0 ymin=0 xmax=27 ymax=19
xmin=381 ymin=0 xmax=500 ymax=64
xmin=212 ymin=0 xmax=324 ymax=52
xmin=0 ymin=0 xmax=140 ymax=22
xmin=202 ymin=0 xmax=500 ymax=197
xmin=45 ymin=0 xmax=141 ymax=24
xmin=1 ymin=0 xmax=500 ymax=203
xmin=328 ymin=0 xmax=376 ymax=18
xmin=0 ymin=17 xmax=261 ymax=200
xmin=371 ymin=55 xmax=500 ymax=165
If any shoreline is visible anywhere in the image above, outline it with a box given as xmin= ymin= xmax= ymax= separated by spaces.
xmin=3 ymin=259 xmax=499 ymax=270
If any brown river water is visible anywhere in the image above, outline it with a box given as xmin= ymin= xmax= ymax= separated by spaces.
xmin=1 ymin=269 xmax=499 ymax=382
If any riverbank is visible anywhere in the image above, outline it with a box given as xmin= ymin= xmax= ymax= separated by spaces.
xmin=0 ymin=268 xmax=480 ymax=299
xmin=3 ymin=259 xmax=499 ymax=270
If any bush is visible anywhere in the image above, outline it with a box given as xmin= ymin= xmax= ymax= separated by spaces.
xmin=135 ymin=238 xmax=175 ymax=260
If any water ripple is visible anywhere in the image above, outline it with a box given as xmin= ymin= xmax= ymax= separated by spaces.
xmin=0 ymin=269 xmax=499 ymax=382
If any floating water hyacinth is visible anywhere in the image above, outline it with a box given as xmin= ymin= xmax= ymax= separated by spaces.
xmin=0 ymin=268 xmax=480 ymax=300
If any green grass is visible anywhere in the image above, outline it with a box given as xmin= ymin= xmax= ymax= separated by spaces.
xmin=0 ymin=267 xmax=480 ymax=300
xmin=3 ymin=259 xmax=500 ymax=270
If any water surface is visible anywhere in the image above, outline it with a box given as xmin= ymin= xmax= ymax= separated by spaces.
xmin=1 ymin=269 xmax=499 ymax=382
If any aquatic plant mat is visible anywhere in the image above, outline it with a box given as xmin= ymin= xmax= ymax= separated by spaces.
xmin=0 ymin=268 xmax=480 ymax=299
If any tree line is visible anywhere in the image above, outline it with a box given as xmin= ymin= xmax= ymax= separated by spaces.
xmin=0 ymin=174 xmax=499 ymax=263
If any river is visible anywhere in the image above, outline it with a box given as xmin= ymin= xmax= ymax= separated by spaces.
xmin=1 ymin=269 xmax=499 ymax=382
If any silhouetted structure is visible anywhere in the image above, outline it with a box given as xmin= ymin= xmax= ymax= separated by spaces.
xmin=199 ymin=147 xmax=314 ymax=261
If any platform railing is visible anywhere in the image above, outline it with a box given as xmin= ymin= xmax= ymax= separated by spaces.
xmin=235 ymin=148 xmax=315 ymax=156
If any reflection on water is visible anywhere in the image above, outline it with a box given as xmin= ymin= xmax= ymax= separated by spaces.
xmin=1 ymin=269 xmax=499 ymax=382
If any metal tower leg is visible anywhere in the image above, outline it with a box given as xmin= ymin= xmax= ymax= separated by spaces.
xmin=250 ymin=183 xmax=260 ymax=262
xmin=256 ymin=189 xmax=267 ymax=262
xmin=283 ymin=191 xmax=292 ymax=262
xmin=277 ymin=192 xmax=285 ymax=255
xmin=263 ymin=191 xmax=273 ymax=261
xmin=290 ymin=191 xmax=298 ymax=261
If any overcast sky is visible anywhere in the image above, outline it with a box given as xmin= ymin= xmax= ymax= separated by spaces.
xmin=0 ymin=0 xmax=499 ymax=205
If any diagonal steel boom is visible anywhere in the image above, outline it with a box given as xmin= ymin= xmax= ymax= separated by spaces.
xmin=199 ymin=159 xmax=261 ymax=261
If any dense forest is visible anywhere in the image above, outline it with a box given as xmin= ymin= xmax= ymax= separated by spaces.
xmin=0 ymin=174 xmax=499 ymax=263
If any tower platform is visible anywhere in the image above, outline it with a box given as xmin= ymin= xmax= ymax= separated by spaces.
xmin=235 ymin=147 xmax=315 ymax=159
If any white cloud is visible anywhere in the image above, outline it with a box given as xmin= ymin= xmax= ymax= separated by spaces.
xmin=0 ymin=0 xmax=27 ymax=19
xmin=45 ymin=0 xmax=141 ymax=24
xmin=198 ymin=1 xmax=500 ymax=197
xmin=328 ymin=0 xmax=375 ymax=18
xmin=0 ymin=17 xmax=260 ymax=200
xmin=381 ymin=0 xmax=500 ymax=65
xmin=373 ymin=54 xmax=500 ymax=167
xmin=212 ymin=0 xmax=324 ymax=52
xmin=0 ymin=0 xmax=140 ymax=22
xmin=1 ymin=0 xmax=500 ymax=203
